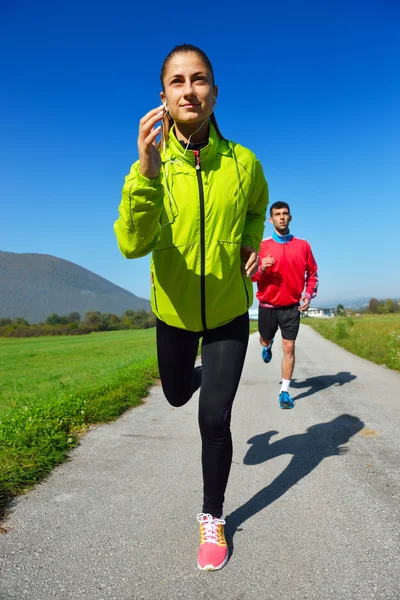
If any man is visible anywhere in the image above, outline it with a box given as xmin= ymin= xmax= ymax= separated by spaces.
xmin=252 ymin=201 xmax=318 ymax=409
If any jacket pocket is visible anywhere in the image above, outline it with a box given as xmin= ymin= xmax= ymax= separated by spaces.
xmin=242 ymin=273 xmax=250 ymax=308
xmin=208 ymin=240 xmax=250 ymax=316
xmin=218 ymin=239 xmax=253 ymax=310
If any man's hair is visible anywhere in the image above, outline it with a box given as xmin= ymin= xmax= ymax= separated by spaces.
xmin=270 ymin=201 xmax=290 ymax=216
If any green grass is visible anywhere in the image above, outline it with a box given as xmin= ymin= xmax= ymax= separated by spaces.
xmin=302 ymin=314 xmax=400 ymax=371
xmin=0 ymin=330 xmax=158 ymax=512
xmin=0 ymin=322 xmax=263 ymax=515
xmin=250 ymin=319 xmax=259 ymax=334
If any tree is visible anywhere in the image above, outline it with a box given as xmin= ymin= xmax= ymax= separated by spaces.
xmin=83 ymin=311 xmax=101 ymax=328
xmin=46 ymin=313 xmax=61 ymax=325
xmin=336 ymin=304 xmax=345 ymax=316
xmin=368 ymin=298 xmax=379 ymax=314
xmin=99 ymin=312 xmax=121 ymax=331
xmin=14 ymin=317 xmax=29 ymax=326
xmin=67 ymin=312 xmax=81 ymax=323
xmin=384 ymin=298 xmax=395 ymax=314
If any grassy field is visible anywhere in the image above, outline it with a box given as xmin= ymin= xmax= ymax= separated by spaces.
xmin=302 ymin=314 xmax=400 ymax=371
xmin=0 ymin=322 xmax=261 ymax=515
xmin=0 ymin=330 xmax=158 ymax=514
xmin=250 ymin=319 xmax=259 ymax=334
xmin=0 ymin=318 xmax=287 ymax=515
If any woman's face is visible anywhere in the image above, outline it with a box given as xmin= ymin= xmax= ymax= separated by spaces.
xmin=161 ymin=52 xmax=217 ymax=125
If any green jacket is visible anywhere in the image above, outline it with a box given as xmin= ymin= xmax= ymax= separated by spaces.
xmin=114 ymin=124 xmax=268 ymax=331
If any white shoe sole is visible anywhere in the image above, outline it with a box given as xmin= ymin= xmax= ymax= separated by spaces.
xmin=198 ymin=553 xmax=229 ymax=571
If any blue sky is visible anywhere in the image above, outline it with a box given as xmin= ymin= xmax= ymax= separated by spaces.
xmin=1 ymin=0 xmax=399 ymax=307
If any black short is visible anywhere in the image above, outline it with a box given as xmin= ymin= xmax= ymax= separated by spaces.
xmin=258 ymin=304 xmax=300 ymax=341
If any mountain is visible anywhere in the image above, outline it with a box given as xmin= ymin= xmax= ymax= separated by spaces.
xmin=304 ymin=297 xmax=400 ymax=310
xmin=318 ymin=297 xmax=399 ymax=310
xmin=314 ymin=298 xmax=369 ymax=310
xmin=337 ymin=298 xmax=371 ymax=310
xmin=0 ymin=251 xmax=150 ymax=323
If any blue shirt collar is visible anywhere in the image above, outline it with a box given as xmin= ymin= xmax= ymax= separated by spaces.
xmin=273 ymin=231 xmax=293 ymax=244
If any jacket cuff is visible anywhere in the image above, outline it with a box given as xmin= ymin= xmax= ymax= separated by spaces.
xmin=136 ymin=171 xmax=163 ymax=188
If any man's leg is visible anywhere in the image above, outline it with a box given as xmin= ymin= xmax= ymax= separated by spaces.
xmin=282 ymin=339 xmax=295 ymax=381
xmin=258 ymin=306 xmax=278 ymax=363
xmin=277 ymin=305 xmax=300 ymax=408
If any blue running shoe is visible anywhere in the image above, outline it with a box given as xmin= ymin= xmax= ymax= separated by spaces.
xmin=261 ymin=339 xmax=274 ymax=364
xmin=279 ymin=391 xmax=294 ymax=409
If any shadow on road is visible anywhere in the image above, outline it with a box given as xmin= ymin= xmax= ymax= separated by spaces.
xmin=290 ymin=372 xmax=357 ymax=401
xmin=225 ymin=414 xmax=364 ymax=556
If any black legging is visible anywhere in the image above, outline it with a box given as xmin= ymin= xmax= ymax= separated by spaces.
xmin=156 ymin=312 xmax=249 ymax=518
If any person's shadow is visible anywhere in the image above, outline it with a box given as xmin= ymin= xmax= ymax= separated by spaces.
xmin=290 ymin=372 xmax=357 ymax=401
xmin=225 ymin=414 xmax=364 ymax=555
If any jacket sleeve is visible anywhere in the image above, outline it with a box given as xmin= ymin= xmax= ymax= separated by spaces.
xmin=241 ymin=160 xmax=269 ymax=251
xmin=114 ymin=162 xmax=164 ymax=259
xmin=305 ymin=245 xmax=319 ymax=299
xmin=251 ymin=267 xmax=264 ymax=282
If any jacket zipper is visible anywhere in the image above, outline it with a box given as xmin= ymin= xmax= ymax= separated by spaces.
xmin=283 ymin=234 xmax=287 ymax=304
xmin=243 ymin=274 xmax=250 ymax=307
xmin=193 ymin=150 xmax=207 ymax=331
xmin=153 ymin=285 xmax=159 ymax=313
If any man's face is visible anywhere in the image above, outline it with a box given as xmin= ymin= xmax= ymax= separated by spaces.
xmin=269 ymin=207 xmax=292 ymax=233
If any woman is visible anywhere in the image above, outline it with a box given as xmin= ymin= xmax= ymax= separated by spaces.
xmin=114 ymin=44 xmax=268 ymax=571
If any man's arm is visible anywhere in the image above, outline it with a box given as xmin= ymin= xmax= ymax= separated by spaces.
xmin=299 ymin=245 xmax=318 ymax=311
xmin=252 ymin=253 xmax=275 ymax=282
xmin=251 ymin=242 xmax=275 ymax=282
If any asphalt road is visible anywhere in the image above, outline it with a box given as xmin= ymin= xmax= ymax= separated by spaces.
xmin=1 ymin=324 xmax=399 ymax=600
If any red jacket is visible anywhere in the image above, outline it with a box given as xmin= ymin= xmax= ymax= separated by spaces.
xmin=252 ymin=232 xmax=318 ymax=307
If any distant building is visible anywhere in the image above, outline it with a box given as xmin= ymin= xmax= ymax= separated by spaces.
xmin=302 ymin=307 xmax=335 ymax=318
xmin=249 ymin=308 xmax=258 ymax=320
xmin=251 ymin=307 xmax=335 ymax=319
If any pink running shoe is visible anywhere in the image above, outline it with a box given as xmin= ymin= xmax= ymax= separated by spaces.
xmin=197 ymin=513 xmax=228 ymax=571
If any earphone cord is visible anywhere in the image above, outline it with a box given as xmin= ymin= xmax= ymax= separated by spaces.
xmin=181 ymin=116 xmax=210 ymax=156
xmin=160 ymin=112 xmax=212 ymax=228
xmin=161 ymin=111 xmax=210 ymax=157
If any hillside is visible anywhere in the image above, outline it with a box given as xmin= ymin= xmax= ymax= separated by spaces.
xmin=0 ymin=251 xmax=150 ymax=323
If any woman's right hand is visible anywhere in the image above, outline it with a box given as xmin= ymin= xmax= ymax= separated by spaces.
xmin=138 ymin=106 xmax=165 ymax=179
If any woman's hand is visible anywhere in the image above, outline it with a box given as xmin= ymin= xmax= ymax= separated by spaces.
xmin=241 ymin=245 xmax=258 ymax=277
xmin=138 ymin=106 xmax=165 ymax=179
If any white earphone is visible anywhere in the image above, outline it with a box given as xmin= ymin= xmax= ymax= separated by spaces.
xmin=159 ymin=94 xmax=217 ymax=227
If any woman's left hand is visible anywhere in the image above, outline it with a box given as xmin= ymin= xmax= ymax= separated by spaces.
xmin=241 ymin=245 xmax=258 ymax=277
